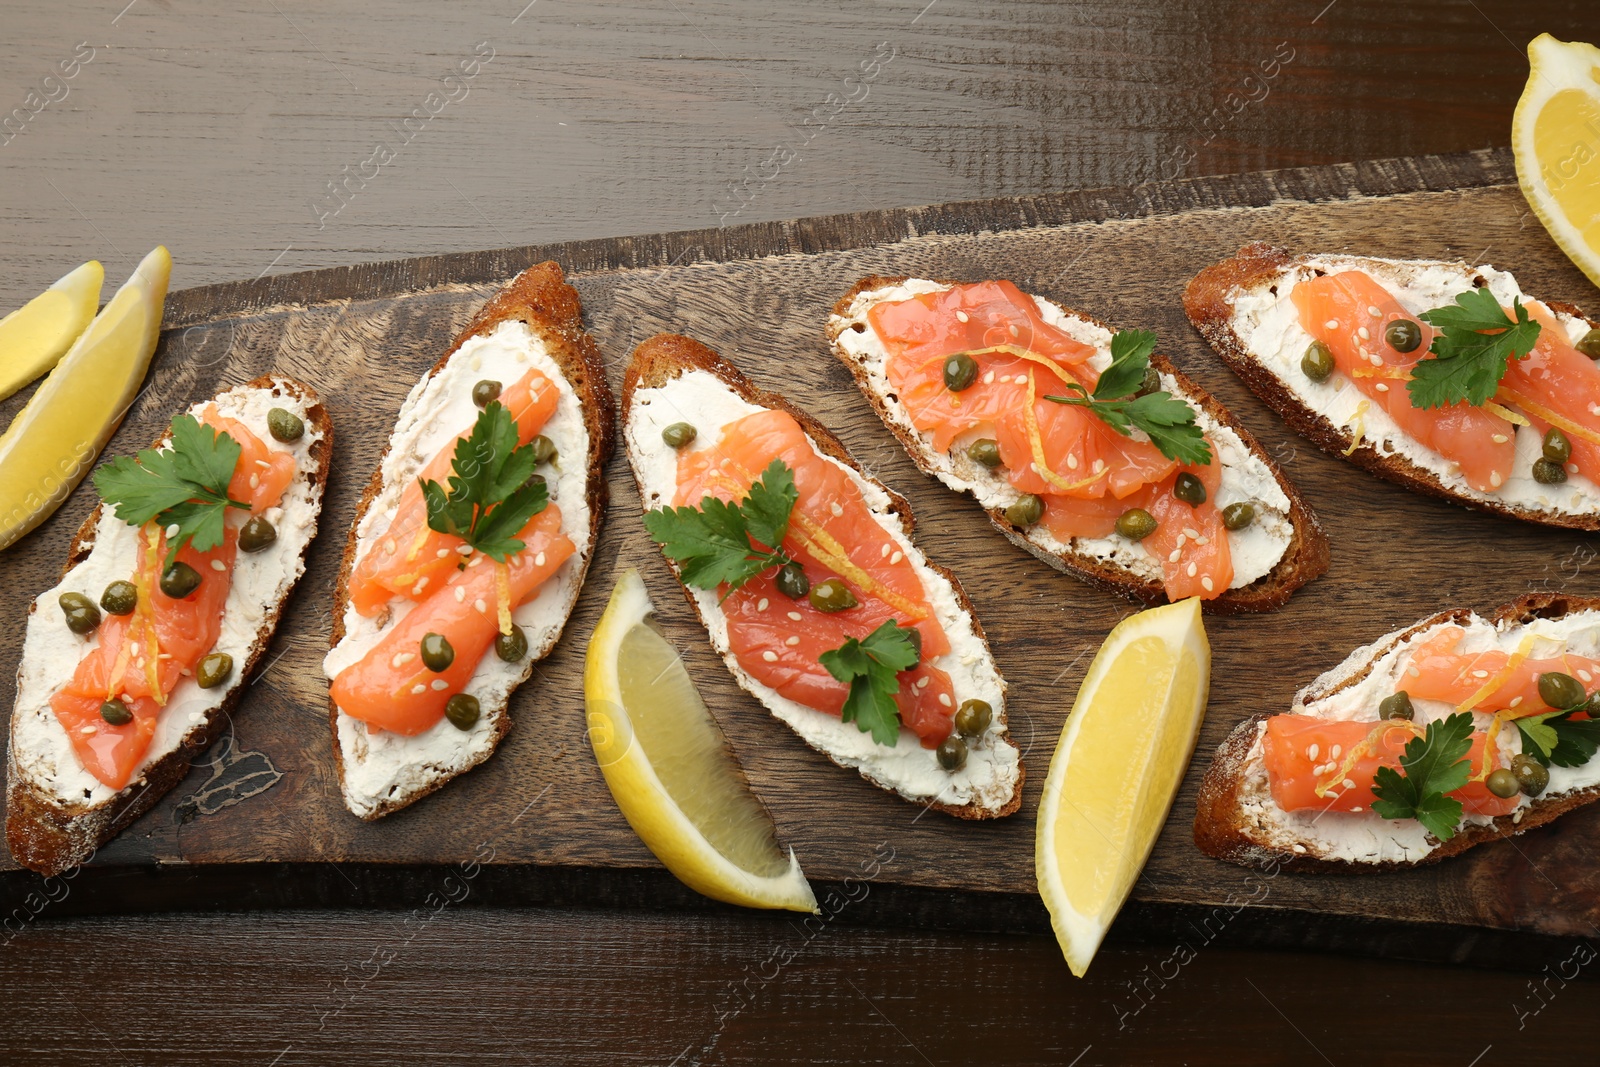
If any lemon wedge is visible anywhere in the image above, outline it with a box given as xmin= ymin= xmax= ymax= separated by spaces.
xmin=0 ymin=260 xmax=104 ymax=402
xmin=1036 ymin=597 xmax=1210 ymax=977
xmin=584 ymin=569 xmax=817 ymax=913
xmin=1513 ymin=34 xmax=1600 ymax=289
xmin=0 ymin=246 xmax=171 ymax=551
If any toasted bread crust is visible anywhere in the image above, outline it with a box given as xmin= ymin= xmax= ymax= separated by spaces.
xmin=6 ymin=377 xmax=333 ymax=876
xmin=621 ymin=332 xmax=1023 ymax=820
xmin=1183 ymin=243 xmax=1600 ymax=532
xmin=327 ymin=261 xmax=613 ymax=821
xmin=828 ymin=275 xmax=1329 ymax=614
xmin=1194 ymin=592 xmax=1600 ymax=872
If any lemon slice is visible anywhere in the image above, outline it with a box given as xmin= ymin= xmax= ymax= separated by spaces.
xmin=1513 ymin=35 xmax=1600 ymax=289
xmin=584 ymin=569 xmax=817 ymax=913
xmin=1036 ymin=597 xmax=1210 ymax=977
xmin=0 ymin=260 xmax=104 ymax=402
xmin=0 ymin=246 xmax=171 ymax=551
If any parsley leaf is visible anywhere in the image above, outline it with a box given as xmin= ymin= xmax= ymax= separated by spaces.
xmin=1092 ymin=328 xmax=1158 ymax=400
xmin=1369 ymin=712 xmax=1475 ymax=841
xmin=420 ymin=401 xmax=550 ymax=562
xmin=1408 ymin=288 xmax=1542 ymax=409
xmin=818 ymin=619 xmax=921 ymax=746
xmin=1043 ymin=330 xmax=1213 ymax=466
xmin=642 ymin=459 xmax=798 ymax=595
xmin=1516 ymin=708 xmax=1600 ymax=769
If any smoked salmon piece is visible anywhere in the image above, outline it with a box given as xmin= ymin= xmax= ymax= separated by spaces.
xmin=1403 ymin=625 xmax=1600 ymax=716
xmin=1498 ymin=301 xmax=1600 ymax=485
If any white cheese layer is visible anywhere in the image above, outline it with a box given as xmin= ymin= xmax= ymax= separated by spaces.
xmin=829 ymin=281 xmax=1293 ymax=588
xmin=1234 ymin=610 xmax=1600 ymax=864
xmin=323 ymin=319 xmax=591 ymax=819
xmin=624 ymin=368 xmax=1021 ymax=814
xmin=11 ymin=380 xmax=326 ymax=808
xmin=1227 ymin=254 xmax=1600 ymax=517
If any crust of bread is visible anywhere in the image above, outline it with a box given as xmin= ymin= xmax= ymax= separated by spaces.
xmin=827 ymin=275 xmax=1329 ymax=614
xmin=621 ymin=332 xmax=1023 ymax=819
xmin=6 ymin=377 xmax=333 ymax=876
xmin=328 ymin=261 xmax=613 ymax=820
xmin=1194 ymin=592 xmax=1600 ymax=872
xmin=1183 ymin=242 xmax=1600 ymax=532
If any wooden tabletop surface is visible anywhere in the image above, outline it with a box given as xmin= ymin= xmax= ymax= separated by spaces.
xmin=4 ymin=1 xmax=1599 ymax=1063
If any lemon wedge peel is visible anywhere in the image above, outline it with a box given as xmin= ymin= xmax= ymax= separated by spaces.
xmin=0 ymin=259 xmax=104 ymax=402
xmin=1513 ymin=34 xmax=1600 ymax=290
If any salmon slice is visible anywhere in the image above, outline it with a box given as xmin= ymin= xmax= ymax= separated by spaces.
xmin=331 ymin=506 xmax=574 ymax=735
xmin=1142 ymin=449 xmax=1233 ymax=600
xmin=1498 ymin=302 xmax=1600 ymax=484
xmin=348 ymin=369 xmax=560 ymax=616
xmin=1404 ymin=625 xmax=1600 ymax=716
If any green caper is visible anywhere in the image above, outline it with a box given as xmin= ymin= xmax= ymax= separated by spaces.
xmin=1221 ymin=502 xmax=1256 ymax=531
xmin=196 ymin=652 xmax=234 ymax=690
xmin=1533 ymin=458 xmax=1568 ymax=484
xmin=1511 ymin=753 xmax=1550 ymax=797
xmin=100 ymin=581 xmax=138 ymax=617
xmin=160 ymin=561 xmax=202 ymax=600
xmin=942 ymin=352 xmax=979 ymax=392
xmin=1004 ymin=494 xmax=1044 ymax=527
xmin=99 ymin=698 xmax=132 ymax=726
xmin=1537 ymin=670 xmax=1587 ymax=710
xmin=1135 ymin=364 xmax=1162 ymax=397
xmin=59 ymin=592 xmax=101 ymax=635
xmin=420 ymin=632 xmax=455 ymax=673
xmin=1542 ymin=427 xmax=1572 ymax=465
xmin=1115 ymin=508 xmax=1158 ymax=541
xmin=445 ymin=693 xmax=481 ymax=730
xmin=1576 ymin=328 xmax=1600 ymax=359
xmin=936 ymin=736 xmax=968 ymax=772
xmin=1486 ymin=768 xmax=1521 ymax=799
xmin=238 ymin=516 xmax=277 ymax=553
xmin=495 ymin=625 xmax=529 ymax=663
xmin=266 ymin=407 xmax=304 ymax=443
xmin=808 ymin=578 xmax=858 ymax=613
xmin=966 ymin=439 xmax=1003 ymax=469
xmin=472 ymin=379 xmax=502 ymax=408
xmin=953 ymin=699 xmax=992 ymax=738
xmin=1301 ymin=340 xmax=1335 ymax=382
xmin=662 ymin=422 xmax=697 ymax=448
xmin=530 ymin=434 xmax=558 ymax=466
xmin=775 ymin=561 xmax=810 ymax=600
xmin=1379 ymin=691 xmax=1414 ymax=721
xmin=1384 ymin=319 xmax=1423 ymax=354
xmin=1173 ymin=472 xmax=1206 ymax=507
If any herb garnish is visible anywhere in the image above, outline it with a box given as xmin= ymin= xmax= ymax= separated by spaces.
xmin=420 ymin=400 xmax=549 ymax=562
xmin=1407 ymin=288 xmax=1542 ymax=409
xmin=93 ymin=414 xmax=251 ymax=565
xmin=1369 ymin=711 xmax=1474 ymax=841
xmin=818 ymin=619 xmax=921 ymax=746
xmin=1043 ymin=329 xmax=1213 ymax=466
xmin=642 ymin=459 xmax=798 ymax=596
xmin=1516 ymin=704 xmax=1600 ymax=769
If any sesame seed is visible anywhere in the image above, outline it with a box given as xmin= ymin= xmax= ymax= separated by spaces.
xmin=475 ymin=599 xmax=487 ymax=613
xmin=1473 ymin=669 xmax=1490 ymax=679
xmin=80 ymin=725 xmax=95 ymax=735
xmin=1489 ymin=471 xmax=1503 ymax=488
xmin=1176 ymin=535 xmax=1187 ymax=548
xmin=180 ymin=668 xmax=191 ymax=677
xmin=385 ymin=539 xmax=397 ymax=555
xmin=762 ymin=651 xmax=778 ymax=662
xmin=256 ymin=459 xmax=270 ymax=468
xmin=983 ymin=371 xmax=995 ymax=384
xmin=1367 ymin=305 xmax=1382 ymax=317
xmin=757 ymin=598 xmax=769 ymax=611
xmin=456 ymin=544 xmax=473 ymax=555
xmin=1590 ymin=403 xmax=1600 ymax=416
xmin=210 ymin=559 xmax=226 ymax=571
xmin=1375 ymin=383 xmax=1389 ymax=392
xmin=1570 ymin=463 xmax=1581 ymax=474
xmin=880 ymin=544 xmax=890 ymax=558
xmin=411 ymin=684 xmax=426 ymax=695
xmin=454 ymin=587 xmax=466 ymax=603
xmin=1325 ymin=319 xmax=1338 ymax=330
xmin=1581 ymin=670 xmax=1594 ymax=683
xmin=390 ymin=653 xmax=407 ymax=669
xmin=1168 ymin=549 xmax=1181 ymax=563
xmin=130 ymin=642 xmax=141 ymax=657
xmin=1492 ymin=434 xmax=1508 ymax=443
xmin=1009 ymin=324 xmax=1019 ymax=337
xmin=1510 ymin=695 xmax=1523 ymax=707
xmin=249 ymin=473 xmax=260 ymax=489
xmin=1351 ymin=805 xmax=1363 ymax=813
xmin=534 ymin=552 xmax=546 ymax=567
xmin=158 ymin=652 xmax=171 ymax=660
xmin=938 ymin=693 xmax=952 ymax=707
xmin=436 ymin=548 xmax=450 ymax=559
xmin=916 ymin=677 xmax=930 ymax=689
xmin=890 ymin=551 xmax=903 ymax=564
xmin=431 ymin=679 xmax=449 ymax=691
xmin=1343 ymin=778 xmax=1356 ymax=790
xmin=166 ymin=523 xmax=181 ymax=538
xmin=997 ymin=374 xmax=1011 ymax=384
xmin=1331 ymin=745 xmax=1342 ymax=758
xmin=1195 ymin=536 xmax=1209 ymax=546
xmin=1407 ymin=665 xmax=1420 ymax=677
xmin=413 ymin=578 xmax=429 ymax=594
xmin=1292 ymin=843 xmax=1307 ymax=854
xmin=1183 ymin=527 xmax=1200 ymax=539
xmin=787 ymin=611 xmax=802 ymax=621
xmin=468 ymin=556 xmax=483 ymax=568
xmin=1200 ymin=576 xmax=1214 ymax=592
xmin=1308 ymin=744 xmax=1320 ymax=760
xmin=830 ymin=503 xmax=843 ymax=517
xmin=955 ymin=310 xmax=969 ymax=323
xmin=1066 ymin=454 xmax=1079 ymax=470
xmin=1368 ymin=352 xmax=1383 ymax=366
xmin=1092 ymin=459 xmax=1105 ymax=473
xmin=1186 ymin=562 xmax=1197 ymax=577
xmin=1357 ymin=327 xmax=1370 ymax=340
xmin=785 ymin=636 xmax=800 ymax=646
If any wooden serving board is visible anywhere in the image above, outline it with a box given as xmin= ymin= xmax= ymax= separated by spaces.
xmin=4 ymin=148 xmax=1598 ymax=959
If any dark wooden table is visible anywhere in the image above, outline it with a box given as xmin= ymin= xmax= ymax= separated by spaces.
xmin=4 ymin=2 xmax=1599 ymax=1063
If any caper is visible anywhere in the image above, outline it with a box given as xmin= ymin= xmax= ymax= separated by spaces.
xmin=196 ymin=652 xmax=234 ymax=690
xmin=1135 ymin=364 xmax=1162 ymax=397
xmin=100 ymin=581 xmax=138 ymax=616
xmin=495 ymin=625 xmax=529 ymax=663
xmin=59 ymin=592 xmax=101 ymax=635
xmin=942 ymin=352 xmax=979 ymax=392
xmin=1538 ymin=670 xmax=1587 ymax=710
xmin=1221 ymin=502 xmax=1256 ymax=531
xmin=1115 ymin=508 xmax=1158 ymax=541
xmin=1511 ymin=753 xmax=1550 ymax=797
xmin=808 ymin=578 xmax=858 ymax=613
xmin=936 ymin=736 xmax=968 ymax=772
xmin=1379 ymin=691 xmax=1414 ymax=721
xmin=1533 ymin=458 xmax=1568 ymax=484
xmin=1576 ymin=328 xmax=1600 ymax=359
xmin=530 ymin=434 xmax=558 ymax=466
xmin=1301 ymin=340 xmax=1335 ymax=382
xmin=1384 ymin=319 xmax=1423 ymax=354
xmin=1004 ymin=494 xmax=1043 ymax=527
xmin=99 ymin=698 xmax=132 ymax=726
xmin=1173 ymin=472 xmax=1206 ymax=507
xmin=472 ymin=379 xmax=502 ymax=408
xmin=444 ymin=693 xmax=481 ymax=730
xmin=966 ymin=438 xmax=1003 ymax=469
xmin=775 ymin=561 xmax=810 ymax=600
xmin=953 ymin=698 xmax=992 ymax=738
xmin=160 ymin=561 xmax=202 ymax=599
xmin=420 ymin=632 xmax=455 ymax=673
xmin=266 ymin=407 xmax=304 ymax=443
xmin=1542 ymin=427 xmax=1572 ymax=465
xmin=238 ymin=516 xmax=277 ymax=553
xmin=662 ymin=422 xmax=697 ymax=448
xmin=1486 ymin=768 xmax=1521 ymax=799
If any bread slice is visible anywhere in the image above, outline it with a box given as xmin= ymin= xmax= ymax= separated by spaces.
xmin=1184 ymin=242 xmax=1600 ymax=531
xmin=1194 ymin=592 xmax=1600 ymax=872
xmin=7 ymin=376 xmax=332 ymax=876
xmin=621 ymin=332 xmax=1023 ymax=819
xmin=828 ymin=276 xmax=1328 ymax=614
xmin=325 ymin=261 xmax=612 ymax=820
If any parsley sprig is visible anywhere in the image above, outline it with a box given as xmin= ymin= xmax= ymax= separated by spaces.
xmin=93 ymin=414 xmax=252 ymax=565
xmin=1043 ymin=330 xmax=1213 ymax=466
xmin=420 ymin=401 xmax=549 ymax=562
xmin=818 ymin=619 xmax=921 ymax=746
xmin=1407 ymin=288 xmax=1542 ymax=409
xmin=642 ymin=459 xmax=798 ymax=596
xmin=1517 ymin=703 xmax=1600 ymax=769
xmin=1369 ymin=712 xmax=1474 ymax=842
